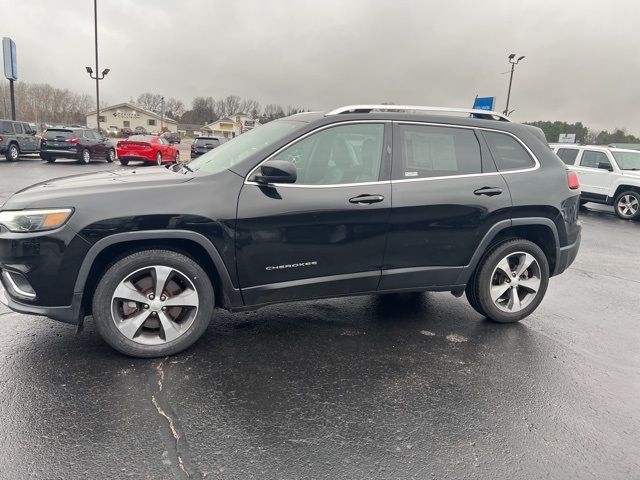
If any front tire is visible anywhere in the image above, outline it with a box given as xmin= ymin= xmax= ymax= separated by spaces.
xmin=614 ymin=191 xmax=640 ymax=220
xmin=92 ymin=249 xmax=214 ymax=358
xmin=156 ymin=152 xmax=162 ymax=166
xmin=469 ymin=239 xmax=549 ymax=323
xmin=42 ymin=155 xmax=56 ymax=163
xmin=5 ymin=143 xmax=19 ymax=161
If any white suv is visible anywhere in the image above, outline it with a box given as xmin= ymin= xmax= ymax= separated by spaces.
xmin=550 ymin=144 xmax=640 ymax=220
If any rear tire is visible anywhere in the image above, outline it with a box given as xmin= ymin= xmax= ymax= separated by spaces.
xmin=42 ymin=155 xmax=56 ymax=163
xmin=5 ymin=143 xmax=19 ymax=161
xmin=614 ymin=191 xmax=640 ymax=220
xmin=119 ymin=158 xmax=129 ymax=166
xmin=79 ymin=148 xmax=91 ymax=164
xmin=92 ymin=249 xmax=215 ymax=358
xmin=469 ymin=239 xmax=549 ymax=324
xmin=107 ymin=148 xmax=116 ymax=163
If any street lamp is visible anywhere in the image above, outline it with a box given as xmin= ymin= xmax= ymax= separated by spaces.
xmin=85 ymin=0 xmax=109 ymax=133
xmin=503 ymin=53 xmax=525 ymax=116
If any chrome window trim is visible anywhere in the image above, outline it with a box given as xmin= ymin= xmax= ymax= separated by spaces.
xmin=1 ymin=270 xmax=36 ymax=299
xmin=244 ymin=120 xmax=390 ymax=188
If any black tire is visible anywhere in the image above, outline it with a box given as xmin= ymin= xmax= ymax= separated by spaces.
xmin=156 ymin=152 xmax=162 ymax=166
xmin=45 ymin=156 xmax=56 ymax=163
xmin=5 ymin=143 xmax=19 ymax=161
xmin=92 ymin=249 xmax=214 ymax=358
xmin=107 ymin=148 xmax=116 ymax=163
xmin=469 ymin=239 xmax=549 ymax=324
xmin=614 ymin=190 xmax=640 ymax=220
xmin=79 ymin=148 xmax=91 ymax=164
xmin=119 ymin=158 xmax=129 ymax=166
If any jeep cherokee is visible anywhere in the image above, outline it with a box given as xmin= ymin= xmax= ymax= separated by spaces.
xmin=0 ymin=105 xmax=582 ymax=357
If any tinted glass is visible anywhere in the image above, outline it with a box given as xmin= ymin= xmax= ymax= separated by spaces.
xmin=580 ymin=150 xmax=609 ymax=168
xmin=127 ymin=135 xmax=154 ymax=143
xmin=44 ymin=129 xmax=75 ymax=139
xmin=557 ymin=148 xmax=579 ymax=165
xmin=13 ymin=123 xmax=24 ymax=134
xmin=396 ymin=124 xmax=481 ymax=179
xmin=194 ymin=138 xmax=220 ymax=146
xmin=272 ymin=123 xmax=384 ymax=185
xmin=484 ymin=131 xmax=535 ymax=171
xmin=21 ymin=123 xmax=31 ymax=134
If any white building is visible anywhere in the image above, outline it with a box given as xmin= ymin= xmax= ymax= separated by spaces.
xmin=204 ymin=114 xmax=260 ymax=139
xmin=86 ymin=102 xmax=178 ymax=133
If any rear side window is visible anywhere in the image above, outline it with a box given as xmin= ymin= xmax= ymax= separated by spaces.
xmin=580 ymin=150 xmax=609 ymax=168
xmin=44 ymin=129 xmax=74 ymax=139
xmin=396 ymin=124 xmax=481 ymax=179
xmin=13 ymin=123 xmax=23 ymax=134
xmin=484 ymin=131 xmax=535 ymax=171
xmin=557 ymin=148 xmax=579 ymax=165
xmin=1 ymin=121 xmax=15 ymax=134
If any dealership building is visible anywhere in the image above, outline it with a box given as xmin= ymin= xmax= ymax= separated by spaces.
xmin=86 ymin=102 xmax=178 ymax=133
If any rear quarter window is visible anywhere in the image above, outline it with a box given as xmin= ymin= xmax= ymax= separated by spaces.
xmin=484 ymin=131 xmax=536 ymax=171
xmin=1 ymin=121 xmax=15 ymax=134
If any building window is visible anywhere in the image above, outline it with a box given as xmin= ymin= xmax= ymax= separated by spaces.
xmin=98 ymin=115 xmax=106 ymax=122
xmin=148 ymin=119 xmax=157 ymax=126
xmin=123 ymin=121 xmax=130 ymax=127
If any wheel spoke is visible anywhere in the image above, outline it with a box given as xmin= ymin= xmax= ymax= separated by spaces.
xmin=158 ymin=311 xmax=182 ymax=342
xmin=515 ymin=253 xmax=535 ymax=277
xmin=116 ymin=310 xmax=150 ymax=339
xmin=519 ymin=276 xmax=540 ymax=293
xmin=507 ymin=286 xmax=521 ymax=311
xmin=164 ymin=289 xmax=199 ymax=308
xmin=152 ymin=266 xmax=173 ymax=299
xmin=495 ymin=257 xmax=512 ymax=277
xmin=491 ymin=282 xmax=511 ymax=301
xmin=113 ymin=281 xmax=149 ymax=304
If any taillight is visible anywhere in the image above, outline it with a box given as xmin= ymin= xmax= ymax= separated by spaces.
xmin=191 ymin=144 xmax=196 ymax=150
xmin=65 ymin=138 xmax=80 ymax=144
xmin=0 ymin=135 xmax=3 ymax=142
xmin=567 ymin=171 xmax=580 ymax=190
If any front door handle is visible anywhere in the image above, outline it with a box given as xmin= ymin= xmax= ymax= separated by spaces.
xmin=349 ymin=194 xmax=384 ymax=204
xmin=473 ymin=187 xmax=503 ymax=197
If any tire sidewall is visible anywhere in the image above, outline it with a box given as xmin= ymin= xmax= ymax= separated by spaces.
xmin=156 ymin=152 xmax=162 ymax=165
xmin=7 ymin=144 xmax=19 ymax=161
xmin=615 ymin=191 xmax=640 ymax=220
xmin=107 ymin=148 xmax=115 ymax=162
xmin=120 ymin=158 xmax=129 ymax=166
xmin=92 ymin=250 xmax=214 ymax=357
xmin=475 ymin=240 xmax=549 ymax=323
xmin=81 ymin=149 xmax=91 ymax=164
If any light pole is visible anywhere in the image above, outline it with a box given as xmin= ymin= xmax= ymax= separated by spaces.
xmin=161 ymin=96 xmax=165 ymax=132
xmin=85 ymin=0 xmax=109 ymax=132
xmin=503 ymin=53 xmax=525 ymax=116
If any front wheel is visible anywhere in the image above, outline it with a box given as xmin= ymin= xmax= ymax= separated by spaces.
xmin=468 ymin=239 xmax=549 ymax=323
xmin=174 ymin=151 xmax=180 ymax=163
xmin=92 ymin=250 xmax=215 ymax=358
xmin=5 ymin=143 xmax=19 ymax=161
xmin=614 ymin=191 xmax=640 ymax=220
xmin=119 ymin=158 xmax=129 ymax=166
xmin=156 ymin=152 xmax=162 ymax=166
xmin=43 ymin=155 xmax=56 ymax=163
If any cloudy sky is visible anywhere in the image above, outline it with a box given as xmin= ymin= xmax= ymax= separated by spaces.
xmin=3 ymin=0 xmax=639 ymax=131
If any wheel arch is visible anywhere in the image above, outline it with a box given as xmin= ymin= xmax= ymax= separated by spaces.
xmin=612 ymin=184 xmax=640 ymax=200
xmin=75 ymin=230 xmax=242 ymax=315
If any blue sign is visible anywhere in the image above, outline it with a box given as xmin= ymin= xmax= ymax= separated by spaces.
xmin=473 ymin=96 xmax=495 ymax=111
xmin=3 ymin=37 xmax=17 ymax=81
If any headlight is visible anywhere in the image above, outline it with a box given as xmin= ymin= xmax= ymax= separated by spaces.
xmin=0 ymin=208 xmax=74 ymax=232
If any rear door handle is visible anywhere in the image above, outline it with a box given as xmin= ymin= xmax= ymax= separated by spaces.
xmin=349 ymin=194 xmax=384 ymax=204
xmin=473 ymin=187 xmax=503 ymax=196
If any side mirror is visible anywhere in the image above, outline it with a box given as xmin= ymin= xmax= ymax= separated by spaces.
xmin=598 ymin=162 xmax=613 ymax=171
xmin=253 ymin=160 xmax=297 ymax=185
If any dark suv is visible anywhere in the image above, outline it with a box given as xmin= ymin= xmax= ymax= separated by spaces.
xmin=40 ymin=127 xmax=116 ymax=164
xmin=0 ymin=105 xmax=581 ymax=357
xmin=190 ymin=136 xmax=221 ymax=158
xmin=0 ymin=119 xmax=40 ymax=161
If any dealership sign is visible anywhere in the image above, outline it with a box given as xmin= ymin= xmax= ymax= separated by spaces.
xmin=2 ymin=37 xmax=17 ymax=80
xmin=472 ymin=96 xmax=495 ymax=111
xmin=113 ymin=111 xmax=141 ymax=119
xmin=558 ymin=133 xmax=576 ymax=143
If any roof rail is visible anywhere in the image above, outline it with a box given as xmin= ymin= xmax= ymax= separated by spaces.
xmin=325 ymin=104 xmax=511 ymax=122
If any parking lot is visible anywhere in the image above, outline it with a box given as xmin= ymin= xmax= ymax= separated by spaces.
xmin=0 ymin=157 xmax=638 ymax=479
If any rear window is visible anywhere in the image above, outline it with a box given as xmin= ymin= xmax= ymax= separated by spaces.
xmin=127 ymin=135 xmax=155 ymax=143
xmin=556 ymin=148 xmax=579 ymax=165
xmin=44 ymin=129 xmax=76 ymax=139
xmin=194 ymin=138 xmax=220 ymax=146
xmin=484 ymin=131 xmax=536 ymax=171
xmin=0 ymin=121 xmax=14 ymax=134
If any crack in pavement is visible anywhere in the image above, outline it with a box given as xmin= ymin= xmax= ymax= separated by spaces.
xmin=151 ymin=358 xmax=200 ymax=479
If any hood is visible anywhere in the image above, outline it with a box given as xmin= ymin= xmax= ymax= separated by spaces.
xmin=3 ymin=167 xmax=194 ymax=209
xmin=621 ymin=170 xmax=640 ymax=178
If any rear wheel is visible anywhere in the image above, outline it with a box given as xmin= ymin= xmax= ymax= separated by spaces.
xmin=107 ymin=148 xmax=116 ymax=163
xmin=156 ymin=152 xmax=162 ymax=166
xmin=119 ymin=158 xmax=129 ymax=166
xmin=5 ymin=143 xmax=19 ymax=161
xmin=79 ymin=148 xmax=91 ymax=164
xmin=614 ymin=191 xmax=640 ymax=220
xmin=468 ymin=239 xmax=549 ymax=323
xmin=42 ymin=155 xmax=56 ymax=163
xmin=92 ymin=249 xmax=215 ymax=358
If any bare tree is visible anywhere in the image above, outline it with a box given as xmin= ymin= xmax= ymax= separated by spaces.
xmin=164 ymin=97 xmax=185 ymax=120
xmin=136 ymin=93 xmax=164 ymax=114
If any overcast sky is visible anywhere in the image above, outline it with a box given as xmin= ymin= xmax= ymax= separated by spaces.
xmin=3 ymin=0 xmax=639 ymax=131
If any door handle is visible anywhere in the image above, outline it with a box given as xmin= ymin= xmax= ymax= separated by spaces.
xmin=473 ymin=187 xmax=503 ymax=196
xmin=349 ymin=194 xmax=384 ymax=204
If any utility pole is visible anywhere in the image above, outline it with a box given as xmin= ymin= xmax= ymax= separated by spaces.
xmin=503 ymin=53 xmax=525 ymax=116
xmin=161 ymin=96 xmax=165 ymax=131
xmin=85 ymin=0 xmax=109 ymax=132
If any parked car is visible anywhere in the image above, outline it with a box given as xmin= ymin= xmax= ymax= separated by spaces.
xmin=190 ymin=136 xmax=221 ymax=158
xmin=0 ymin=119 xmax=40 ymax=161
xmin=116 ymin=134 xmax=180 ymax=166
xmin=134 ymin=126 xmax=147 ymax=135
xmin=163 ymin=132 xmax=181 ymax=144
xmin=0 ymin=104 xmax=581 ymax=358
xmin=40 ymin=127 xmax=116 ymax=164
xmin=120 ymin=127 xmax=133 ymax=138
xmin=106 ymin=126 xmax=119 ymax=136
xmin=550 ymin=143 xmax=640 ymax=220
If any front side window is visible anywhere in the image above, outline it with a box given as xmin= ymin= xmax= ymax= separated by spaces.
xmin=271 ymin=123 xmax=384 ymax=185
xmin=557 ymin=148 xmax=579 ymax=165
xmin=484 ymin=131 xmax=535 ymax=171
xmin=580 ymin=150 xmax=610 ymax=168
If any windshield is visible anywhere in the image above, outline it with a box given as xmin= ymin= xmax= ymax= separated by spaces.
xmin=612 ymin=151 xmax=640 ymax=170
xmin=187 ymin=121 xmax=300 ymax=174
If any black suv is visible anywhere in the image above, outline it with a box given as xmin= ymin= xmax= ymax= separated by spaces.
xmin=0 ymin=105 xmax=581 ymax=357
xmin=190 ymin=136 xmax=221 ymax=158
xmin=40 ymin=127 xmax=116 ymax=164
xmin=0 ymin=119 xmax=40 ymax=161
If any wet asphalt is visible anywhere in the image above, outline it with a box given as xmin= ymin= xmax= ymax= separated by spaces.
xmin=0 ymin=156 xmax=639 ymax=480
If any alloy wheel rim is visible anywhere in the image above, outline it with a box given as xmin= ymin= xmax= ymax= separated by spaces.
xmin=617 ymin=195 xmax=639 ymax=217
xmin=490 ymin=251 xmax=541 ymax=313
xmin=157 ymin=153 xmax=162 ymax=165
xmin=109 ymin=150 xmax=115 ymax=161
xmin=111 ymin=265 xmax=199 ymax=345
xmin=83 ymin=150 xmax=90 ymax=162
xmin=10 ymin=146 xmax=18 ymax=159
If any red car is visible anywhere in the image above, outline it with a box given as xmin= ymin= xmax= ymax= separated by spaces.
xmin=116 ymin=135 xmax=180 ymax=166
